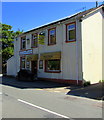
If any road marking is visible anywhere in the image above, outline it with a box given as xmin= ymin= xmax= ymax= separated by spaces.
xmin=0 ymin=92 xmax=2 ymax=95
xmin=18 ymin=99 xmax=70 ymax=119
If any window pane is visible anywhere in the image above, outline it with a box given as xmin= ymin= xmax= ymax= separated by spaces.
xmin=68 ymin=29 xmax=75 ymax=40
xmin=50 ymin=29 xmax=55 ymax=35
xmin=32 ymin=34 xmax=38 ymax=47
xmin=39 ymin=60 xmax=43 ymax=69
xmin=21 ymin=37 xmax=26 ymax=49
xmin=46 ymin=60 xmax=60 ymax=71
xmin=68 ymin=24 xmax=75 ymax=30
xmin=39 ymin=32 xmax=45 ymax=44
xmin=49 ymin=29 xmax=56 ymax=45
xmin=50 ymin=35 xmax=56 ymax=44
xmin=21 ymin=58 xmax=25 ymax=69
xmin=23 ymin=41 xmax=26 ymax=48
xmin=26 ymin=61 xmax=30 ymax=70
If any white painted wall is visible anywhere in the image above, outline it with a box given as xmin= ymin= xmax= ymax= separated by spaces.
xmin=7 ymin=56 xmax=16 ymax=76
xmin=82 ymin=8 xmax=103 ymax=83
xmin=33 ymin=20 xmax=82 ymax=81
xmin=8 ymin=7 xmax=103 ymax=84
xmin=14 ymin=37 xmax=21 ymax=75
xmin=17 ymin=20 xmax=82 ymax=81
xmin=7 ymin=36 xmax=21 ymax=76
xmin=37 ymin=24 xmax=64 ymax=79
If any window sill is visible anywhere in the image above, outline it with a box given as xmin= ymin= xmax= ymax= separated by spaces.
xmin=65 ymin=40 xmax=76 ymax=43
xmin=45 ymin=70 xmax=61 ymax=73
xmin=31 ymin=46 xmax=38 ymax=48
xmin=20 ymin=48 xmax=26 ymax=51
xmin=48 ymin=43 xmax=56 ymax=46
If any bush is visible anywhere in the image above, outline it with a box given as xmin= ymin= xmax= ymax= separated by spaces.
xmin=99 ymin=80 xmax=104 ymax=83
xmin=17 ymin=69 xmax=34 ymax=81
xmin=84 ymin=81 xmax=91 ymax=87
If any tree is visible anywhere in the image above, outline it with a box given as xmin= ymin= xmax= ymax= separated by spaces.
xmin=1 ymin=23 xmax=23 ymax=73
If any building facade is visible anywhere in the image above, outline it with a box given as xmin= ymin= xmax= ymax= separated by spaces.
xmin=7 ymin=5 xmax=104 ymax=85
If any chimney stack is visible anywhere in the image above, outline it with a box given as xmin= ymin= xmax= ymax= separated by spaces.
xmin=96 ymin=1 xmax=98 ymax=7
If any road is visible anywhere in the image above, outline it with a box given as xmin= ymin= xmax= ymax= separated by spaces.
xmin=1 ymin=76 xmax=104 ymax=119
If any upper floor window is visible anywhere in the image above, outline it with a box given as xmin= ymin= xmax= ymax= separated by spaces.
xmin=48 ymin=28 xmax=56 ymax=45
xmin=31 ymin=33 xmax=38 ymax=48
xmin=38 ymin=31 xmax=45 ymax=45
xmin=21 ymin=36 xmax=26 ymax=49
xmin=66 ymin=22 xmax=76 ymax=42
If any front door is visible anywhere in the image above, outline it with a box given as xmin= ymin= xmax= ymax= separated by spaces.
xmin=31 ymin=61 xmax=37 ymax=76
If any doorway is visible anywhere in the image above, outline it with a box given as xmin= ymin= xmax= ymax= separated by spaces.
xmin=31 ymin=61 xmax=37 ymax=76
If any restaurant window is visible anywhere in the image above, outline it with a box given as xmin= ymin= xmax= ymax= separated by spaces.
xmin=26 ymin=60 xmax=30 ymax=70
xmin=21 ymin=57 xmax=26 ymax=69
xmin=31 ymin=33 xmax=38 ymax=48
xmin=48 ymin=28 xmax=56 ymax=45
xmin=45 ymin=59 xmax=61 ymax=73
xmin=21 ymin=36 xmax=26 ymax=49
xmin=39 ymin=60 xmax=43 ymax=69
xmin=66 ymin=22 xmax=76 ymax=42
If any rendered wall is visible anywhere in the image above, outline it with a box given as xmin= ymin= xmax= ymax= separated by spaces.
xmin=82 ymin=9 xmax=103 ymax=83
xmin=17 ymin=19 xmax=82 ymax=82
xmin=14 ymin=37 xmax=21 ymax=75
xmin=7 ymin=56 xmax=16 ymax=76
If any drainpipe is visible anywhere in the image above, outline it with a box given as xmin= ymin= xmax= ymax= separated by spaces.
xmin=75 ymin=14 xmax=85 ymax=86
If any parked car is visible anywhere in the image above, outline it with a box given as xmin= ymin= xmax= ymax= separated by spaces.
xmin=17 ymin=69 xmax=34 ymax=81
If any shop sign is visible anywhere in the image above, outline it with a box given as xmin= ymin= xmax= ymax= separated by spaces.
xmin=40 ymin=52 xmax=61 ymax=60
xmin=19 ymin=49 xmax=33 ymax=55
xmin=27 ymin=54 xmax=38 ymax=61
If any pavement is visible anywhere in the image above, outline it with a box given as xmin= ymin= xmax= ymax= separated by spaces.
xmin=67 ymin=82 xmax=104 ymax=100
xmin=1 ymin=76 xmax=104 ymax=101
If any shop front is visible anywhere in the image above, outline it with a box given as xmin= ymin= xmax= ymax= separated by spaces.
xmin=40 ymin=51 xmax=61 ymax=73
xmin=20 ymin=49 xmax=38 ymax=76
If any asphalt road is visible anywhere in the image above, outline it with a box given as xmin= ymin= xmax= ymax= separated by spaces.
xmin=1 ymin=76 xmax=104 ymax=119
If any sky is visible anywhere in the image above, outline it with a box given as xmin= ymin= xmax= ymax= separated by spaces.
xmin=2 ymin=2 xmax=103 ymax=32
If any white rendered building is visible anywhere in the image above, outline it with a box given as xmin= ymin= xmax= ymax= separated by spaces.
xmin=7 ymin=5 xmax=104 ymax=85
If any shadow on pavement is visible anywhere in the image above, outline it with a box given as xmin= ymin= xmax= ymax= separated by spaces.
xmin=1 ymin=76 xmax=71 ymax=89
xmin=1 ymin=76 xmax=104 ymax=100
xmin=66 ymin=82 xmax=104 ymax=100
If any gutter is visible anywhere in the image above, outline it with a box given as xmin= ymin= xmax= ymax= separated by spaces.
xmin=81 ymin=5 xmax=103 ymax=19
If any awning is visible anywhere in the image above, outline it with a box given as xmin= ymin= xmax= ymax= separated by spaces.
xmin=26 ymin=54 xmax=38 ymax=61
xmin=40 ymin=52 xmax=61 ymax=60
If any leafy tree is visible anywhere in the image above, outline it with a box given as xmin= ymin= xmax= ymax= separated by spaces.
xmin=1 ymin=23 xmax=23 ymax=73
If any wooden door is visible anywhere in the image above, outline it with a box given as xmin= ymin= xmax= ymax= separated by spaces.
xmin=31 ymin=61 xmax=37 ymax=75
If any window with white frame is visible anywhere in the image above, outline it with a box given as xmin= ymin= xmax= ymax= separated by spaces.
xmin=21 ymin=36 xmax=26 ymax=49
xmin=66 ymin=23 xmax=76 ymax=42
xmin=31 ymin=33 xmax=38 ymax=47
xmin=48 ymin=28 xmax=56 ymax=45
